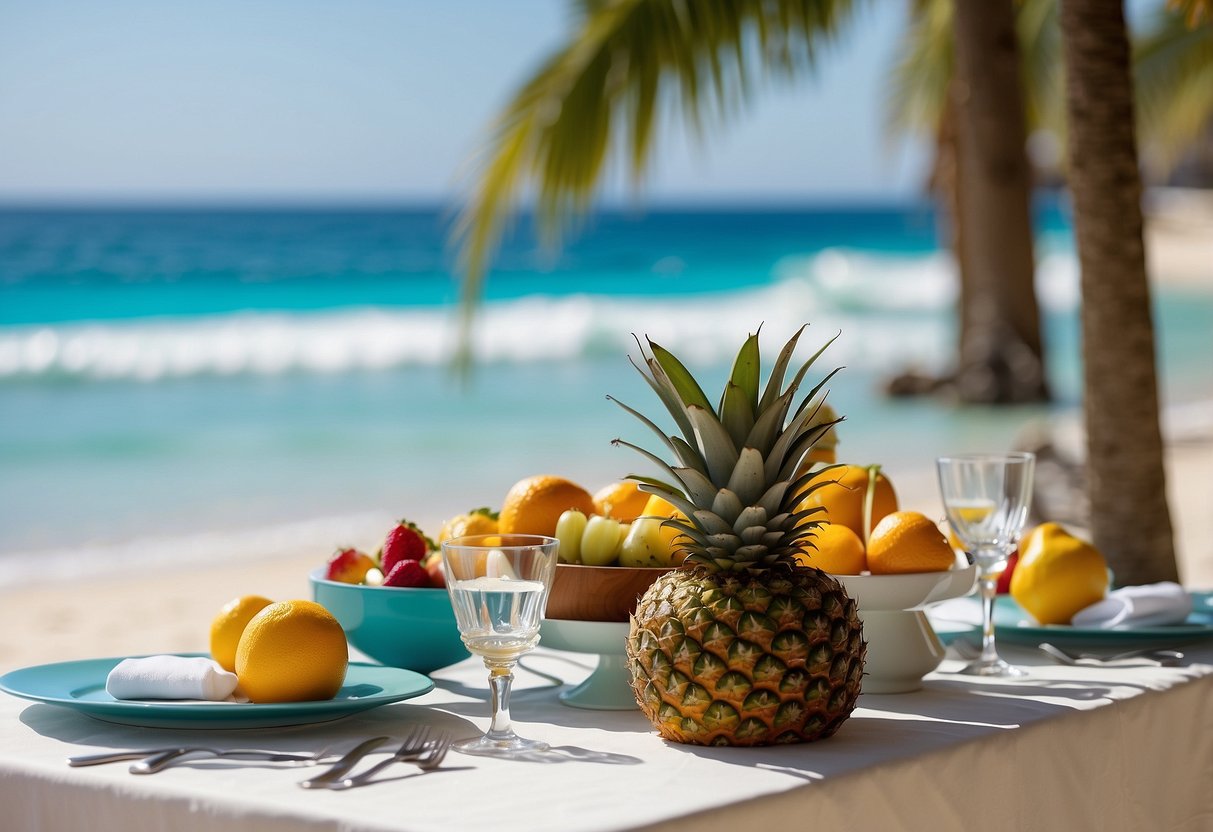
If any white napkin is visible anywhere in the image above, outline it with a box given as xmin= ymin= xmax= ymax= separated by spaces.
xmin=1070 ymin=582 xmax=1193 ymax=629
xmin=105 ymin=656 xmax=240 ymax=701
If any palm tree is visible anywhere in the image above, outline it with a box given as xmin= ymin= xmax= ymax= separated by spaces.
xmin=1057 ymin=0 xmax=1178 ymax=584
xmin=1135 ymin=3 xmax=1213 ymax=180
xmin=887 ymin=0 xmax=1059 ymax=403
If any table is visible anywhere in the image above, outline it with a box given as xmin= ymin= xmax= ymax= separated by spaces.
xmin=2 ymin=640 xmax=1212 ymax=832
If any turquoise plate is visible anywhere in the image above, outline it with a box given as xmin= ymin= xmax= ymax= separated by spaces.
xmin=0 ymin=655 xmax=433 ymax=729
xmin=992 ymin=590 xmax=1213 ymax=646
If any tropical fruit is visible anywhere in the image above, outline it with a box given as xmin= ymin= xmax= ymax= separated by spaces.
xmin=209 ymin=595 xmax=273 ymax=673
xmin=796 ymin=464 xmax=897 ymax=544
xmin=498 ymin=475 xmax=596 ymax=537
xmin=1010 ymin=522 xmax=1109 ymax=624
xmin=438 ymin=508 xmax=499 ymax=544
xmin=620 ymin=327 xmax=865 ymax=746
xmin=866 ymin=512 xmax=956 ymax=574
xmin=235 ymin=600 xmax=349 ymax=703
xmin=794 ymin=523 xmax=867 ymax=575
xmin=593 ymin=481 xmax=651 ymax=522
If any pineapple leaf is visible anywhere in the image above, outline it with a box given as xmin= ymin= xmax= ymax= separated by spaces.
xmin=691 ymin=510 xmax=735 ymax=536
xmin=719 ymin=331 xmax=760 ymax=415
xmin=743 ymin=386 xmax=796 ymax=455
xmin=710 ymin=488 xmax=744 ymax=523
xmin=732 ymin=505 xmax=769 ymax=533
xmin=687 ymin=405 xmax=739 ymax=483
xmin=613 ymin=439 xmax=688 ymax=495
xmin=719 ymin=382 xmax=756 ymax=449
xmin=757 ymin=324 xmax=807 ymax=413
xmin=648 ymin=339 xmax=714 ymax=414
xmin=725 ymin=446 xmax=766 ymax=507
xmin=628 ymin=348 xmax=697 ymax=447
xmin=671 ymin=466 xmax=718 ymax=508
xmin=792 ymin=366 xmax=843 ymax=420
xmin=755 ymin=481 xmax=791 ymax=516
xmin=671 ymin=436 xmax=709 ymax=477
xmin=628 ymin=476 xmax=701 ymax=519
xmin=778 ymin=418 xmax=843 ymax=482
xmin=662 ymin=517 xmax=708 ymax=545
xmin=763 ymin=397 xmax=828 ymax=482
xmin=607 ymin=395 xmax=681 ymax=457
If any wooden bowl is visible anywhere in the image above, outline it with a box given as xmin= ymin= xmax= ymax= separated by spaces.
xmin=545 ymin=563 xmax=677 ymax=622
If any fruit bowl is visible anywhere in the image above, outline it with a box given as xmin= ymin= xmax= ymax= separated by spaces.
xmin=310 ymin=568 xmax=469 ymax=675
xmin=833 ymin=563 xmax=978 ymax=694
xmin=545 ymin=563 xmax=677 ymax=622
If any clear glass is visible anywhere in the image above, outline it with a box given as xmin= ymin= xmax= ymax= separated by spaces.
xmin=441 ymin=533 xmax=559 ymax=758
xmin=936 ymin=452 xmax=1035 ymax=677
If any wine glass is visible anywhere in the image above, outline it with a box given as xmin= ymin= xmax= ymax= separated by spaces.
xmin=936 ymin=452 xmax=1035 ymax=677
xmin=441 ymin=534 xmax=559 ymax=758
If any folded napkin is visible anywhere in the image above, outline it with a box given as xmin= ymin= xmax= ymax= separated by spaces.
xmin=105 ymin=656 xmax=240 ymax=701
xmin=1070 ymin=582 xmax=1193 ymax=629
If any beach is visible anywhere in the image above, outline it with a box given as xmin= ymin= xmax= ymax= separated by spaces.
xmin=0 ymin=197 xmax=1208 ymax=679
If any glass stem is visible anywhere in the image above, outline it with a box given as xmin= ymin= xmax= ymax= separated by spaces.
xmin=484 ymin=663 xmax=517 ymax=742
xmin=978 ymin=574 xmax=999 ymax=664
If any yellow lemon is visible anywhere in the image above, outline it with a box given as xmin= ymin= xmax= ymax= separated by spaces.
xmin=866 ymin=511 xmax=957 ymax=574
xmin=1010 ymin=522 xmax=1109 ymax=625
xmin=235 ymin=600 xmax=348 ymax=704
xmin=498 ymin=475 xmax=596 ymax=538
xmin=209 ymin=595 xmax=273 ymax=673
xmin=795 ymin=523 xmax=867 ymax=575
xmin=593 ymin=481 xmax=652 ymax=522
xmin=438 ymin=509 xmax=499 ymax=545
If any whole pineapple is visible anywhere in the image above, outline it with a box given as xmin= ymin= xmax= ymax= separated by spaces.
xmin=616 ymin=326 xmax=865 ymax=746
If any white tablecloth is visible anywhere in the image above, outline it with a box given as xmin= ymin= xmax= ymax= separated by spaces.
xmin=2 ymin=639 xmax=1212 ymax=832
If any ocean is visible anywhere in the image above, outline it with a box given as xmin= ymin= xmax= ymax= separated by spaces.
xmin=1 ymin=202 xmax=1209 ymax=584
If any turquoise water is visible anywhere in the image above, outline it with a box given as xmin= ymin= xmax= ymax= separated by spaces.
xmin=0 ymin=203 xmax=1208 ymax=575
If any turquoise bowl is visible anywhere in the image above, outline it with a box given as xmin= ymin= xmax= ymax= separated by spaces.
xmin=309 ymin=568 xmax=469 ymax=674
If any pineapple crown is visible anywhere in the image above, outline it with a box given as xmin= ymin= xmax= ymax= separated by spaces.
xmin=610 ymin=325 xmax=844 ymax=573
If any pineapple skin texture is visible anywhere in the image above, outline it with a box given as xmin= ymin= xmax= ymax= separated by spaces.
xmin=627 ymin=565 xmax=866 ymax=746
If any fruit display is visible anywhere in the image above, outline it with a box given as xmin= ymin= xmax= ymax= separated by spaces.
xmin=615 ymin=328 xmax=866 ymax=746
xmin=1010 ymin=522 xmax=1109 ymax=624
xmin=209 ymin=595 xmax=348 ymax=703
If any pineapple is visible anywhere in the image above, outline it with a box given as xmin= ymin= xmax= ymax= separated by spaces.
xmin=615 ymin=326 xmax=865 ymax=746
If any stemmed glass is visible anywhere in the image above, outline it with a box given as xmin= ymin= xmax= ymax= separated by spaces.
xmin=936 ymin=452 xmax=1035 ymax=677
xmin=441 ymin=533 xmax=559 ymax=758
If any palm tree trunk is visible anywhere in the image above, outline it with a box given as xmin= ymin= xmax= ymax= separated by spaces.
xmin=950 ymin=0 xmax=1049 ymax=404
xmin=1058 ymin=0 xmax=1178 ymax=584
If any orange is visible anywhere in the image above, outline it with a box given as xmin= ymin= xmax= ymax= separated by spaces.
xmin=235 ymin=600 xmax=348 ymax=703
xmin=209 ymin=595 xmax=273 ymax=673
xmin=498 ymin=475 xmax=596 ymax=537
xmin=794 ymin=523 xmax=867 ymax=575
xmin=866 ymin=511 xmax=956 ymax=574
xmin=438 ymin=509 xmax=499 ymax=545
xmin=1010 ymin=522 xmax=1109 ymax=625
xmin=593 ymin=481 xmax=651 ymax=522
xmin=796 ymin=464 xmax=897 ymax=544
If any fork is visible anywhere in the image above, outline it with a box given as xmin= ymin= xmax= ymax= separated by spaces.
xmin=130 ymin=745 xmax=335 ymax=774
xmin=323 ymin=731 xmax=450 ymax=790
xmin=1038 ymin=642 xmax=1184 ymax=667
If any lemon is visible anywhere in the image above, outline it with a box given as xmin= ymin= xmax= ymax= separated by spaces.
xmin=209 ymin=595 xmax=273 ymax=673
xmin=235 ymin=600 xmax=348 ymax=703
xmin=795 ymin=523 xmax=867 ymax=575
xmin=1010 ymin=522 xmax=1109 ymax=625
xmin=438 ymin=509 xmax=499 ymax=545
xmin=866 ymin=511 xmax=956 ymax=574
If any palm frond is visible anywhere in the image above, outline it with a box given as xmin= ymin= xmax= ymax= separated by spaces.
xmin=1135 ymin=7 xmax=1213 ymax=173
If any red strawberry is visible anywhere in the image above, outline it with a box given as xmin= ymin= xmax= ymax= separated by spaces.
xmin=382 ymin=558 xmax=431 ymax=588
xmin=381 ymin=520 xmax=435 ymax=574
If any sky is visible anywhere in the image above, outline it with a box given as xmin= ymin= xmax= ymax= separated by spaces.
xmin=0 ymin=1 xmax=928 ymax=205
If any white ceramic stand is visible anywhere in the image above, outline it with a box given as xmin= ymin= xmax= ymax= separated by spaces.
xmin=538 ymin=619 xmax=637 ymax=710
xmin=837 ymin=563 xmax=978 ymax=694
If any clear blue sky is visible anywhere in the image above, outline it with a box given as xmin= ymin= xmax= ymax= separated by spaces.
xmin=0 ymin=1 xmax=928 ymax=204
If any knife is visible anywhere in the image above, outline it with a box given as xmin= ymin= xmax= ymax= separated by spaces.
xmin=298 ymin=736 xmax=391 ymax=789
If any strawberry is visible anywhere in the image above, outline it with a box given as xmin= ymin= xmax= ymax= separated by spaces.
xmin=325 ymin=547 xmax=376 ymax=584
xmin=382 ymin=558 xmax=432 ymax=588
xmin=381 ymin=519 xmax=435 ymax=574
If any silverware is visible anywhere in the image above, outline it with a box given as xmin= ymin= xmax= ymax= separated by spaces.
xmin=297 ymin=735 xmax=394 ymax=790
xmin=130 ymin=745 xmax=336 ymax=774
xmin=69 ymin=748 xmax=183 ymax=767
xmin=324 ymin=730 xmax=450 ymax=790
xmin=1038 ymin=642 xmax=1184 ymax=667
